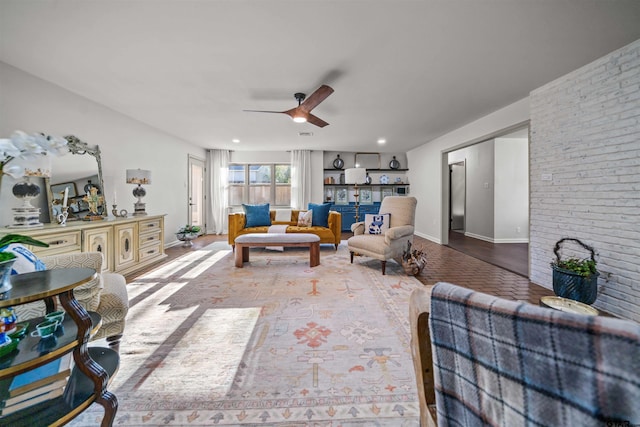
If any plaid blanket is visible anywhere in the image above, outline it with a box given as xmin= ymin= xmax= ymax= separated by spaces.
xmin=429 ymin=282 xmax=640 ymax=427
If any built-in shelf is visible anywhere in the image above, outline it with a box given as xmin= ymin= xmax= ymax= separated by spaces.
xmin=324 ymin=183 xmax=410 ymax=187
xmin=324 ymin=168 xmax=408 ymax=172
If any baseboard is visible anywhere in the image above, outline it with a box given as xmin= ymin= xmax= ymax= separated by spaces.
xmin=493 ymin=238 xmax=530 ymax=244
xmin=463 ymin=232 xmax=529 ymax=244
xmin=464 ymin=232 xmax=494 ymax=243
xmin=166 ymin=239 xmax=184 ymax=248
xmin=415 ymin=231 xmax=441 ymax=245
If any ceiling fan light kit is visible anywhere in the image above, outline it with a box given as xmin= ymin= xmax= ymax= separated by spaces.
xmin=244 ymin=85 xmax=334 ymax=128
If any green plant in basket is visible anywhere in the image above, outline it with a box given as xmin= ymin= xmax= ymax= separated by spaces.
xmin=550 ymin=257 xmax=597 ymax=277
xmin=0 ymin=234 xmax=49 ymax=262
xmin=550 ymin=238 xmax=599 ymax=305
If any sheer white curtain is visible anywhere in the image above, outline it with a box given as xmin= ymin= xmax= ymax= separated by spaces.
xmin=206 ymin=149 xmax=230 ymax=235
xmin=290 ymin=150 xmax=312 ymax=210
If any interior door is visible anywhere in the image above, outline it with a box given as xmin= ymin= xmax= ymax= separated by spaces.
xmin=188 ymin=156 xmax=205 ymax=228
xmin=449 ymin=161 xmax=465 ymax=231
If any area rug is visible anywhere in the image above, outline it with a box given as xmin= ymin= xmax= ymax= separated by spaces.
xmin=71 ymin=242 xmax=423 ymax=426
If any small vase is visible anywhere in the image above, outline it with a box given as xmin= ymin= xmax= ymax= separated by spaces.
xmin=0 ymin=258 xmax=17 ymax=294
xmin=333 ymin=155 xmax=344 ymax=170
xmin=176 ymin=232 xmax=198 ymax=247
xmin=389 ymin=156 xmax=400 ymax=170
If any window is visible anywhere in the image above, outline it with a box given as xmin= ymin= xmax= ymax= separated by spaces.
xmin=229 ymin=163 xmax=291 ymax=207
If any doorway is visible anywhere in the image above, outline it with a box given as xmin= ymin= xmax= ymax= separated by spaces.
xmin=188 ymin=156 xmax=205 ymax=228
xmin=442 ymin=125 xmax=530 ymax=277
xmin=449 ymin=161 xmax=465 ymax=233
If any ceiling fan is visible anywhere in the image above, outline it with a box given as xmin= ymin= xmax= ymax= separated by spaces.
xmin=244 ymin=85 xmax=334 ymax=127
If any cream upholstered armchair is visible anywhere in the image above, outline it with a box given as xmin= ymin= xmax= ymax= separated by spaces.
xmin=13 ymin=252 xmax=129 ymax=351
xmin=347 ymin=196 xmax=417 ymax=274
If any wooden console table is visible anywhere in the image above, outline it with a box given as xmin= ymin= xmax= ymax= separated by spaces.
xmin=0 ymin=268 xmax=119 ymax=426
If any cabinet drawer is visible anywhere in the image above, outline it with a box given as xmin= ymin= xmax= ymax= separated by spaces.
xmin=139 ymin=230 xmax=161 ymax=248
xmin=139 ymin=243 xmax=162 ymax=261
xmin=139 ymin=218 xmax=162 ymax=234
xmin=30 ymin=231 xmax=82 ymax=256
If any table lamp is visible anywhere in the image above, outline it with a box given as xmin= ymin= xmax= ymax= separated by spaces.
xmin=345 ymin=167 xmax=367 ymax=222
xmin=126 ymin=169 xmax=151 ymax=216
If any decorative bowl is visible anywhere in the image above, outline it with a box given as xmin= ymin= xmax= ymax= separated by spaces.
xmin=0 ymin=336 xmax=18 ymax=359
xmin=8 ymin=322 xmax=28 ymax=340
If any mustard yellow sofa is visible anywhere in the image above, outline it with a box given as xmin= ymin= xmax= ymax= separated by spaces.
xmin=228 ymin=210 xmax=341 ymax=249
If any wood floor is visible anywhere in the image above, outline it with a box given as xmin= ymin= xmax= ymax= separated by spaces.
xmin=446 ymin=231 xmax=529 ymax=277
xmin=137 ymin=233 xmax=554 ymax=307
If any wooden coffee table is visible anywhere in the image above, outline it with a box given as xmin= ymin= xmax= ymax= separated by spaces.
xmin=234 ymin=233 xmax=320 ymax=268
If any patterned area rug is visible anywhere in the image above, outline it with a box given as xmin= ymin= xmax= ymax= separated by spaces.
xmin=71 ymin=242 xmax=422 ymax=426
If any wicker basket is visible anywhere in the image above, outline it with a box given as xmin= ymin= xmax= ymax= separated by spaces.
xmin=551 ymin=238 xmax=599 ymax=305
xmin=402 ymin=254 xmax=426 ymax=276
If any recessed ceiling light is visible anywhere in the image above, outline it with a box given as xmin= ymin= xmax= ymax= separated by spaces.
xmin=299 ymin=132 xmax=314 ymax=137
xmin=232 ymin=139 xmax=240 ymax=144
xmin=377 ymin=138 xmax=386 ymax=144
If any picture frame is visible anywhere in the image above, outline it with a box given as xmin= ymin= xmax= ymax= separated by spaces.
xmin=381 ymin=188 xmax=393 ymax=200
xmin=335 ymin=187 xmax=348 ymax=205
xmin=50 ymin=182 xmax=78 ymax=202
xmin=359 ymin=187 xmax=373 ymax=205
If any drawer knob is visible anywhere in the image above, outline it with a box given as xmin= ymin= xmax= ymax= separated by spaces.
xmin=50 ymin=240 xmax=67 ymax=245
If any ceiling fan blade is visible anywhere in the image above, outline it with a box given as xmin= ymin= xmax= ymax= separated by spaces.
xmin=306 ymin=113 xmax=330 ymax=128
xmin=281 ymin=108 xmax=298 ymax=119
xmin=243 ymin=109 xmax=287 ymax=114
xmin=299 ymin=85 xmax=334 ymax=113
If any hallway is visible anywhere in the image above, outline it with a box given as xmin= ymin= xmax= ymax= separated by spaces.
xmin=446 ymin=231 xmax=529 ymax=277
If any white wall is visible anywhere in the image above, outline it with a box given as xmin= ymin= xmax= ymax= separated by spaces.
xmin=494 ymin=138 xmax=529 ymax=243
xmin=529 ymin=39 xmax=640 ymax=321
xmin=0 ymin=62 xmax=206 ymax=244
xmin=407 ymin=99 xmax=530 ymax=243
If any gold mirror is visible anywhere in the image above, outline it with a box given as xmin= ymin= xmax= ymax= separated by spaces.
xmin=45 ymin=136 xmax=106 ymax=222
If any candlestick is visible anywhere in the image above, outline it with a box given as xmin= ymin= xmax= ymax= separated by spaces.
xmin=62 ymin=187 xmax=69 ymax=208
xmin=57 ymin=206 xmax=69 ymax=226
xmin=112 ymin=204 xmax=128 ymax=218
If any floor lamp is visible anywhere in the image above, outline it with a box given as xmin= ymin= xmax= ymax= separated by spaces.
xmin=345 ymin=167 xmax=367 ymax=223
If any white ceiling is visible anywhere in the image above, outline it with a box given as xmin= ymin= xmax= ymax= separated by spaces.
xmin=1 ymin=1 xmax=639 ymax=153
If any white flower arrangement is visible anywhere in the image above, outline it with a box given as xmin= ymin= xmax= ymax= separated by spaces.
xmin=0 ymin=131 xmax=69 ymax=180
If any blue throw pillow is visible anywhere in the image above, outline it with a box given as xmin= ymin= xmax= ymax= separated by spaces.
xmin=243 ymin=203 xmax=271 ymax=227
xmin=308 ymin=203 xmax=331 ymax=228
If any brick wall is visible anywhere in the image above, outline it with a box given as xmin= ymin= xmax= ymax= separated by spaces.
xmin=529 ymin=39 xmax=640 ymax=321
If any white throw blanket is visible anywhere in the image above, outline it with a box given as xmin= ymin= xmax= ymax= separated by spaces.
xmin=265 ymin=224 xmax=288 ymax=251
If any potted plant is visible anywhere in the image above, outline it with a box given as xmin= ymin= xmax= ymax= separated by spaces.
xmin=176 ymin=225 xmax=202 ymax=247
xmin=0 ymin=234 xmax=50 ymax=293
xmin=401 ymin=240 xmax=426 ymax=276
xmin=550 ymin=238 xmax=599 ymax=305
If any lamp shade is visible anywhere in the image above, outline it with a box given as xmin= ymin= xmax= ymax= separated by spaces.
xmin=126 ymin=169 xmax=151 ymax=185
xmin=344 ymin=168 xmax=367 ymax=185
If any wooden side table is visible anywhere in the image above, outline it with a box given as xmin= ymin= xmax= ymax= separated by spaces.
xmin=0 ymin=268 xmax=119 ymax=426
